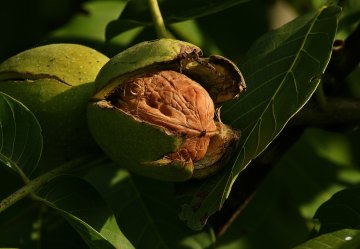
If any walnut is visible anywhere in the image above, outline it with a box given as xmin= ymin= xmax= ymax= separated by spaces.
xmin=115 ymin=70 xmax=217 ymax=163
xmin=87 ymin=39 xmax=245 ymax=181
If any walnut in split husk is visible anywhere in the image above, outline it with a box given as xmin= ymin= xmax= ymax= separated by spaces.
xmin=87 ymin=39 xmax=245 ymax=181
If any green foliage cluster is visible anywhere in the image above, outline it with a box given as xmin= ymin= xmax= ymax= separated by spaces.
xmin=0 ymin=0 xmax=360 ymax=248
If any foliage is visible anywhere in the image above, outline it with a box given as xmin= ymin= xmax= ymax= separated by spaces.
xmin=0 ymin=0 xmax=360 ymax=248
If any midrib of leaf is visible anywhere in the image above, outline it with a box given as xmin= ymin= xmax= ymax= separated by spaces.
xmin=223 ymin=6 xmax=331 ymax=201
xmin=51 ymin=202 xmax=111 ymax=240
xmin=36 ymin=196 xmax=120 ymax=249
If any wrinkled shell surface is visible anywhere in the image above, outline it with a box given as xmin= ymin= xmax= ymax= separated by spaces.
xmin=112 ymin=70 xmax=217 ymax=162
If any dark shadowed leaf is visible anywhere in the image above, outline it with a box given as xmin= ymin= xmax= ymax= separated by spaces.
xmin=293 ymin=229 xmax=360 ymax=249
xmin=215 ymin=128 xmax=360 ymax=249
xmin=36 ymin=175 xmax=134 ymax=249
xmin=179 ymin=5 xmax=341 ymax=230
xmin=0 ymin=92 xmax=42 ymax=177
xmin=106 ymin=0 xmax=248 ymax=41
xmin=84 ymin=162 xmax=216 ymax=249
xmin=313 ymin=187 xmax=360 ymax=235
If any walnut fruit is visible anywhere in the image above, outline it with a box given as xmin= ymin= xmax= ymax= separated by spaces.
xmin=0 ymin=44 xmax=109 ymax=168
xmin=87 ymin=39 xmax=245 ymax=181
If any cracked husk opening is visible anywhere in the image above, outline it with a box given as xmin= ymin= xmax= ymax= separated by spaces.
xmin=108 ymin=70 xmax=219 ymax=163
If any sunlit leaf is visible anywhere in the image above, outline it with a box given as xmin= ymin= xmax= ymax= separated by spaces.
xmin=50 ymin=1 xmax=127 ymax=42
xmin=293 ymin=229 xmax=360 ymax=249
xmin=106 ymin=0 xmax=248 ymax=41
xmin=169 ymin=20 xmax=222 ymax=55
xmin=36 ymin=176 xmax=134 ymax=249
xmin=49 ymin=0 xmax=141 ymax=55
xmin=0 ymin=92 xmax=42 ymax=177
xmin=179 ymin=5 xmax=341 ymax=230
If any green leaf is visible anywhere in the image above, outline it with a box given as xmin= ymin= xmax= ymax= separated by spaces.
xmin=0 ymin=92 xmax=42 ymax=177
xmin=49 ymin=0 xmax=142 ymax=55
xmin=339 ymin=10 xmax=360 ymax=31
xmin=169 ymin=20 xmax=222 ymax=55
xmin=293 ymin=229 xmax=360 ymax=249
xmin=215 ymin=128 xmax=360 ymax=249
xmin=179 ymin=5 xmax=341 ymax=230
xmin=50 ymin=1 xmax=127 ymax=42
xmin=313 ymin=187 xmax=360 ymax=235
xmin=36 ymin=175 xmax=134 ymax=249
xmin=84 ymin=163 xmax=216 ymax=249
xmin=105 ymin=0 xmax=248 ymax=41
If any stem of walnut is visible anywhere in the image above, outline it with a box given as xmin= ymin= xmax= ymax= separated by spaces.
xmin=148 ymin=0 xmax=169 ymax=38
xmin=0 ymin=156 xmax=107 ymax=214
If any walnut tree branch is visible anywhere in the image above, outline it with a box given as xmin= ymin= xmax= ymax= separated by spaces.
xmin=290 ymin=97 xmax=360 ymax=127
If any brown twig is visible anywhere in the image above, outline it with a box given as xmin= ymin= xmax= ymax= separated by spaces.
xmin=291 ymin=97 xmax=360 ymax=127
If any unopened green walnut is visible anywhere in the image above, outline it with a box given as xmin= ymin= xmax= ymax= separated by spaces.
xmin=87 ymin=39 xmax=246 ymax=181
xmin=0 ymin=44 xmax=109 ymax=167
